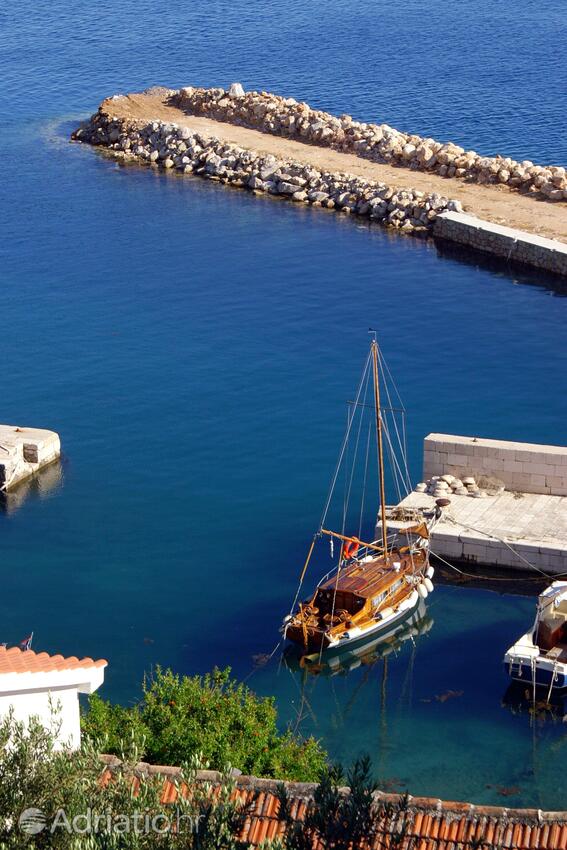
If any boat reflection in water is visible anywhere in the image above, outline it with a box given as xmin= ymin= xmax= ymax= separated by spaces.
xmin=284 ymin=600 xmax=433 ymax=677
xmin=502 ymin=681 xmax=567 ymax=724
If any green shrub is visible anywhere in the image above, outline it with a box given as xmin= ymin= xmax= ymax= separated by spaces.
xmin=82 ymin=667 xmax=327 ymax=782
xmin=0 ymin=710 xmax=256 ymax=849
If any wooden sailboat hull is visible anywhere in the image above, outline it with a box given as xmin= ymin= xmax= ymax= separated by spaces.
xmin=299 ymin=601 xmax=431 ymax=672
xmin=285 ymin=584 xmax=425 ymax=658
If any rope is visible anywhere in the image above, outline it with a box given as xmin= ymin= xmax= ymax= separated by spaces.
xmin=443 ymin=514 xmax=562 ymax=579
xmin=377 ymin=348 xmax=413 ymax=495
xmin=318 ymin=350 xmax=371 ymax=531
xmin=358 ymin=422 xmax=372 ymax=540
xmin=381 ymin=412 xmax=406 ymax=505
xmin=546 ymin=662 xmax=558 ymax=704
xmin=287 ymin=537 xmax=317 ymax=620
xmin=323 ymin=545 xmax=344 ymax=663
xmin=428 ymin=547 xmax=567 ymax=583
xmin=342 ymin=364 xmax=370 ymax=536
xmin=242 ymin=638 xmax=283 ymax=684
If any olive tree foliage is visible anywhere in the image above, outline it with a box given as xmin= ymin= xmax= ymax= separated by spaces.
xmin=271 ymin=756 xmax=415 ymax=850
xmin=0 ymin=709 xmax=255 ymax=850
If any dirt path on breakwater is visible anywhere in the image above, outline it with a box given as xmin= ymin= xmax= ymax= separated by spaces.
xmin=102 ymin=92 xmax=567 ymax=244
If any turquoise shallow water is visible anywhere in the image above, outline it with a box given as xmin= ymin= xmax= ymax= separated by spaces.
xmin=1 ymin=0 xmax=567 ymax=809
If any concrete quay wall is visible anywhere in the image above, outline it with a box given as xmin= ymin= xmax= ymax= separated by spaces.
xmin=434 ymin=211 xmax=567 ymax=276
xmin=0 ymin=425 xmax=61 ymax=492
xmin=431 ymin=519 xmax=567 ymax=575
xmin=424 ymin=433 xmax=567 ymax=497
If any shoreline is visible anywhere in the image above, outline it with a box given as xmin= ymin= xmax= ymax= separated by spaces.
xmin=71 ymin=85 xmax=567 ymax=276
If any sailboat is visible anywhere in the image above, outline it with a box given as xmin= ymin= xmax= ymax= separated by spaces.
xmin=282 ymin=336 xmax=447 ymax=660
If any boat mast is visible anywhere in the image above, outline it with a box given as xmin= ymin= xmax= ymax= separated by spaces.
xmin=371 ymin=337 xmax=388 ymax=556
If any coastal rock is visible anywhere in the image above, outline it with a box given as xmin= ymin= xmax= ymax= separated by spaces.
xmin=72 ymin=110 xmax=470 ymax=238
xmin=166 ymin=86 xmax=567 ymax=202
xmin=228 ymin=82 xmax=245 ymax=98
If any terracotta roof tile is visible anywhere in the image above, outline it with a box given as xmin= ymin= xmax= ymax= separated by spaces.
xmin=98 ymin=760 xmax=567 ymax=849
xmin=0 ymin=646 xmax=107 ymax=675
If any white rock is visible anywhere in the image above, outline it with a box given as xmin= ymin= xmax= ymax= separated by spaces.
xmin=414 ymin=483 xmax=427 ymax=492
xmin=228 ymin=82 xmax=245 ymax=98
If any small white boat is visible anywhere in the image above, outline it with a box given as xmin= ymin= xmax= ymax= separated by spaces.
xmin=504 ymin=581 xmax=567 ymax=691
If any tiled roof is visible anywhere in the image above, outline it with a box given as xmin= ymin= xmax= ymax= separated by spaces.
xmin=0 ymin=646 xmax=107 ymax=675
xmin=101 ymin=757 xmax=567 ymax=849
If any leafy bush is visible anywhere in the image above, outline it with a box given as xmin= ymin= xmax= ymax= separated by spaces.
xmin=0 ymin=710 xmax=253 ymax=849
xmin=0 ymin=710 xmax=415 ymax=850
xmin=82 ymin=667 xmax=327 ymax=782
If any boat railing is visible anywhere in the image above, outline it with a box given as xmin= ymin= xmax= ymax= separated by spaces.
xmin=315 ymin=532 xmax=409 ymax=589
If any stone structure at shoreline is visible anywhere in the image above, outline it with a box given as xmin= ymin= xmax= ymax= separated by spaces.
xmin=73 ymin=106 xmax=462 ymax=235
xmin=434 ymin=211 xmax=567 ymax=276
xmin=172 ymin=85 xmax=567 ymax=202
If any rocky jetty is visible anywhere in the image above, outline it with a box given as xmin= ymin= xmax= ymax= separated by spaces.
xmin=172 ymin=86 xmax=567 ymax=202
xmin=73 ymin=107 xmax=463 ymax=234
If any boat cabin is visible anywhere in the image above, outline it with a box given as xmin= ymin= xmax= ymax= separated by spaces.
xmin=536 ymin=585 xmax=567 ymax=652
xmin=313 ymin=587 xmax=365 ymax=618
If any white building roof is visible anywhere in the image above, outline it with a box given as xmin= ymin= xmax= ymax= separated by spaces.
xmin=0 ymin=646 xmax=107 ymax=694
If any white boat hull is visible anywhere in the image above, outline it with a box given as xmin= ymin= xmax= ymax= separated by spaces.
xmin=504 ymin=631 xmax=567 ymax=690
xmin=302 ymin=587 xmax=424 ymax=662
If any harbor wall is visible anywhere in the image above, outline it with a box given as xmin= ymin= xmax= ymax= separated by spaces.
xmin=429 ymin=523 xmax=567 ymax=574
xmin=434 ymin=212 xmax=567 ymax=276
xmin=73 ymin=111 xmax=462 ymax=234
xmin=0 ymin=425 xmax=61 ymax=492
xmin=73 ymin=87 xmax=567 ymax=276
xmin=424 ymin=434 xmax=567 ymax=497
xmin=173 ymin=86 xmax=567 ymax=202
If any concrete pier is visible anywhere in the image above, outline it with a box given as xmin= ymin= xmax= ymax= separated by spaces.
xmin=388 ymin=434 xmax=567 ymax=575
xmin=434 ymin=211 xmax=567 ymax=276
xmin=0 ymin=425 xmax=61 ymax=492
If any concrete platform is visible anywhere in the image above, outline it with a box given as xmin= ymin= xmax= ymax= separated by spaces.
xmin=0 ymin=425 xmax=61 ymax=492
xmin=386 ymin=434 xmax=567 ymax=575
xmin=434 ymin=211 xmax=567 ymax=277
xmin=392 ymin=488 xmax=567 ymax=574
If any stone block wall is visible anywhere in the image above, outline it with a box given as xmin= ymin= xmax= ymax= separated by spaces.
xmin=434 ymin=212 xmax=567 ymax=276
xmin=423 ymin=433 xmax=567 ymax=496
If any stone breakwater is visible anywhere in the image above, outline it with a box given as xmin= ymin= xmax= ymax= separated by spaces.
xmin=171 ymin=85 xmax=567 ymax=203
xmin=73 ymin=108 xmax=463 ymax=234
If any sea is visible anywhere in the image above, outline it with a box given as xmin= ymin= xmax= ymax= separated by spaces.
xmin=1 ymin=0 xmax=567 ymax=809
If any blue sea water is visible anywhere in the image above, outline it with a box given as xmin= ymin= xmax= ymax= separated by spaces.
xmin=1 ymin=0 xmax=567 ymax=809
